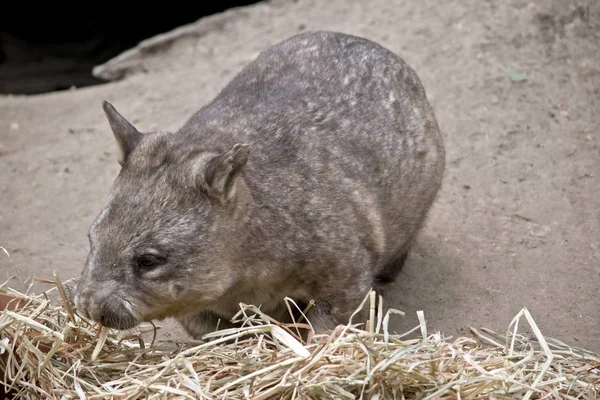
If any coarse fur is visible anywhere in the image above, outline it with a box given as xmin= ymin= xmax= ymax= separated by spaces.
xmin=73 ymin=30 xmax=445 ymax=339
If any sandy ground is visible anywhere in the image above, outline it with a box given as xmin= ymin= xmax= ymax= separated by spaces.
xmin=1 ymin=0 xmax=599 ymax=351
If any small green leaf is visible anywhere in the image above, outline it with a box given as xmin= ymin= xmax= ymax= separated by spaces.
xmin=506 ymin=70 xmax=528 ymax=82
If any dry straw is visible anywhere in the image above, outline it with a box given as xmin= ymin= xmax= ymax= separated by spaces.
xmin=0 ymin=274 xmax=598 ymax=399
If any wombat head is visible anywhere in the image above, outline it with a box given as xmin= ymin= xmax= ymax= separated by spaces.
xmin=73 ymin=102 xmax=250 ymax=330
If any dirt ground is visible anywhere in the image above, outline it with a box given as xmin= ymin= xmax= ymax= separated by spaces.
xmin=1 ymin=0 xmax=599 ymax=351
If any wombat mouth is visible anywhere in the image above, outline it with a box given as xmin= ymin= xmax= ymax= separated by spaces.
xmin=99 ymin=316 xmax=139 ymax=331
xmin=88 ymin=300 xmax=197 ymax=332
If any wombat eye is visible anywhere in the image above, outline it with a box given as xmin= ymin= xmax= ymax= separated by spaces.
xmin=136 ymin=254 xmax=161 ymax=270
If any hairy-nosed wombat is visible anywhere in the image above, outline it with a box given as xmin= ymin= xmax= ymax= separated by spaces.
xmin=73 ymin=31 xmax=445 ymax=339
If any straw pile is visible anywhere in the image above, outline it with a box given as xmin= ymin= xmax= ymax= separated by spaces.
xmin=0 ymin=274 xmax=598 ymax=399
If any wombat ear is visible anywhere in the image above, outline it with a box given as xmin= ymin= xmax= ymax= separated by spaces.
xmin=201 ymin=143 xmax=250 ymax=202
xmin=102 ymin=101 xmax=143 ymax=167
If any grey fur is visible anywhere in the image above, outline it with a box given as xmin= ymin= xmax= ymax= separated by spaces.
xmin=73 ymin=31 xmax=445 ymax=339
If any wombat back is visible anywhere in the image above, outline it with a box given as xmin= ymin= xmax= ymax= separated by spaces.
xmin=180 ymin=30 xmax=445 ymax=272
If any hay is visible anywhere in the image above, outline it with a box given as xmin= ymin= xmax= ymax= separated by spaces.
xmin=0 ymin=275 xmax=598 ymax=399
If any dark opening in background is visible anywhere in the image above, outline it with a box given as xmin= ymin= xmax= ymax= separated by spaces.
xmin=0 ymin=2 xmax=262 ymax=95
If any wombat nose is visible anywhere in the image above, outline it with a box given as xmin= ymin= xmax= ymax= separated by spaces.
xmin=73 ymin=293 xmax=91 ymax=320
xmin=72 ymin=286 xmax=137 ymax=329
xmin=82 ymin=303 xmax=116 ymax=327
xmin=88 ymin=307 xmax=104 ymax=324
xmin=73 ymin=290 xmax=103 ymax=323
xmin=95 ymin=302 xmax=138 ymax=330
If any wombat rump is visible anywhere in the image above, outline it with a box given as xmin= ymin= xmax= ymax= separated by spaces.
xmin=73 ymin=31 xmax=445 ymax=339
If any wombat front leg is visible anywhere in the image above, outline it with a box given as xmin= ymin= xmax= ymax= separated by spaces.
xmin=177 ymin=311 xmax=236 ymax=340
xmin=305 ymin=289 xmax=374 ymax=334
xmin=374 ymin=249 xmax=410 ymax=286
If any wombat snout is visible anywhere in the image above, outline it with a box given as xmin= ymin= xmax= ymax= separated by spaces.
xmin=75 ymin=30 xmax=446 ymax=339
xmin=73 ymin=281 xmax=138 ymax=330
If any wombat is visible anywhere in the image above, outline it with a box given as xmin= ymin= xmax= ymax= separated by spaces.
xmin=73 ymin=30 xmax=445 ymax=339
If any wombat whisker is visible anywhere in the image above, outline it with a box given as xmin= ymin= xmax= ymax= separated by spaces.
xmin=121 ymin=297 xmax=141 ymax=320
